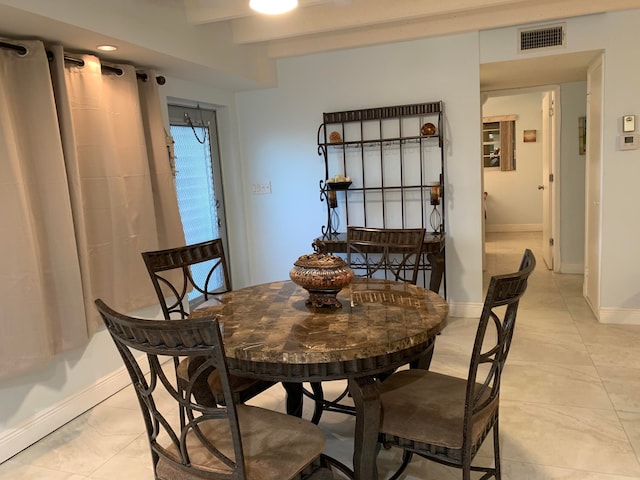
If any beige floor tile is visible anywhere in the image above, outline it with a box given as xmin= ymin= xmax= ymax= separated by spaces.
xmin=502 ymin=361 xmax=613 ymax=410
xmin=500 ymin=400 xmax=640 ymax=476
xmin=0 ymin=459 xmax=88 ymax=480
xmin=502 ymin=460 xmax=640 ymax=480
xmin=10 ymin=413 xmax=140 ymax=476
xmin=619 ymin=411 xmax=640 ymax=462
xmin=517 ymin=308 xmax=579 ymax=329
xmin=509 ymin=332 xmax=593 ymax=365
xmin=598 ymin=366 xmax=640 ymax=412
xmin=587 ymin=343 xmax=640 ymax=369
xmin=87 ymin=435 xmax=153 ymax=479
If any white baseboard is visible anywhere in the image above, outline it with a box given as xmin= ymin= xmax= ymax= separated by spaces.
xmin=485 ymin=224 xmax=542 ymax=233
xmin=0 ymin=364 xmax=132 ymax=463
xmin=598 ymin=307 xmax=640 ymax=325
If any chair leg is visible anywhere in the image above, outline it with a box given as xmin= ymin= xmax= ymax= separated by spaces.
xmin=388 ymin=449 xmax=413 ymax=480
xmin=310 ymin=382 xmax=325 ymax=425
xmin=462 ymin=446 xmax=472 ymax=480
xmin=493 ymin=419 xmax=501 ymax=480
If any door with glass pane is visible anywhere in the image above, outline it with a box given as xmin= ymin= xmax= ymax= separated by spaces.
xmin=168 ymin=104 xmax=229 ymax=297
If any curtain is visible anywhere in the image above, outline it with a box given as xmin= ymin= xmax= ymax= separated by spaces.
xmin=137 ymin=70 xmax=186 ymax=251
xmin=0 ymin=40 xmax=185 ymax=377
xmin=500 ymin=120 xmax=515 ymax=171
xmin=0 ymin=40 xmax=87 ymax=378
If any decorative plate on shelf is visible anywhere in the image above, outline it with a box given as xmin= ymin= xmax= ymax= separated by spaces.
xmin=329 ymin=131 xmax=342 ymax=143
xmin=421 ymin=122 xmax=436 ymax=136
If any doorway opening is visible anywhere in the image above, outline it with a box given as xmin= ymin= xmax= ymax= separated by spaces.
xmin=480 ymin=50 xmax=602 ymax=287
xmin=168 ymin=104 xmax=230 ymax=297
xmin=481 ymin=87 xmax=559 ymax=273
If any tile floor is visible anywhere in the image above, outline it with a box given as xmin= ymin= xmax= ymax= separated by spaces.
xmin=2 ymin=231 xmax=640 ymax=479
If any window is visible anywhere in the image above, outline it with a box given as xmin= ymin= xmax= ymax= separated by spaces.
xmin=483 ymin=116 xmax=516 ymax=171
xmin=169 ymin=104 xmax=229 ymax=297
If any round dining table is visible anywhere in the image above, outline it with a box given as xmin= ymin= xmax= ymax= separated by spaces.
xmin=191 ymin=277 xmax=448 ymax=480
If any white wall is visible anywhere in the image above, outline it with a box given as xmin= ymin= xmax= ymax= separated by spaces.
xmin=559 ymin=81 xmax=587 ymax=273
xmin=483 ymin=92 xmax=544 ymax=231
xmin=599 ymin=10 xmax=640 ymax=318
xmin=235 ymin=32 xmax=484 ymax=308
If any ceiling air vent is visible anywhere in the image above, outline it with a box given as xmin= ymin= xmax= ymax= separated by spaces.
xmin=518 ymin=24 xmax=565 ymax=52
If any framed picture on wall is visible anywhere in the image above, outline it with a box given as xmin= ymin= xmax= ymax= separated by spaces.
xmin=579 ymin=116 xmax=586 ymax=155
xmin=523 ymin=129 xmax=537 ymax=142
xmin=482 ymin=115 xmax=516 ymax=170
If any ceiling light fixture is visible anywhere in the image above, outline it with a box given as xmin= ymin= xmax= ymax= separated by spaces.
xmin=249 ymin=0 xmax=298 ymax=15
xmin=96 ymin=45 xmax=118 ymax=52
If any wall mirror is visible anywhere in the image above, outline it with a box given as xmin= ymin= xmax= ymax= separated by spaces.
xmin=482 ymin=115 xmax=516 ymax=170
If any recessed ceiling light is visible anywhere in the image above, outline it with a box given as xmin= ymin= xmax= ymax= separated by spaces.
xmin=97 ymin=45 xmax=118 ymax=52
xmin=249 ymin=0 xmax=298 ymax=15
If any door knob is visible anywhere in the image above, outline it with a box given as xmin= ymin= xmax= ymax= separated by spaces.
xmin=538 ymin=185 xmax=545 ymax=190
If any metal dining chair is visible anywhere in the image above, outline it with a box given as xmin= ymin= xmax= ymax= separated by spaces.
xmin=95 ymin=299 xmax=335 ymax=480
xmin=307 ymin=226 xmax=427 ymax=424
xmin=377 ymin=249 xmax=536 ymax=480
xmin=142 ymin=239 xmax=275 ymax=407
xmin=346 ymin=226 xmax=426 ymax=284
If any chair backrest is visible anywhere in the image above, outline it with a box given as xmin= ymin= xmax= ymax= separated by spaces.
xmin=463 ymin=249 xmax=536 ymax=447
xmin=346 ymin=226 xmax=426 ymax=284
xmin=142 ymin=239 xmax=231 ymax=319
xmin=95 ymin=299 xmax=247 ymax=479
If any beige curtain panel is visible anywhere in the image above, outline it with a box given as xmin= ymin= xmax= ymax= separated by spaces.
xmin=0 ymin=40 xmax=87 ymax=378
xmin=0 ymin=39 xmax=185 ymax=378
xmin=138 ymin=70 xmax=186 ymax=253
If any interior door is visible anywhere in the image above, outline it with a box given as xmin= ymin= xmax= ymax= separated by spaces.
xmin=541 ymin=91 xmax=554 ymax=269
xmin=584 ymin=55 xmax=603 ymax=314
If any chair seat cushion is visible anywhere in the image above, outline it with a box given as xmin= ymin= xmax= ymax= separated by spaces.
xmin=208 ymin=369 xmax=265 ymax=397
xmin=379 ymin=369 xmax=497 ymax=449
xmin=176 ymin=358 xmax=270 ymax=405
xmin=156 ymin=405 xmax=326 ymax=480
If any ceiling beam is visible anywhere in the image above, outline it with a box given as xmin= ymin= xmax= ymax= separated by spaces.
xmin=265 ymin=0 xmax=640 ymax=58
xmin=229 ymin=0 xmax=529 ymax=44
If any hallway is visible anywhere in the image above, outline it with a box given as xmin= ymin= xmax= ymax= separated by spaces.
xmin=1 ymin=232 xmax=639 ymax=479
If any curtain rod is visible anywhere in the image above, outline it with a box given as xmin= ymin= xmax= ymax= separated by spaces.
xmin=0 ymin=40 xmax=166 ymax=85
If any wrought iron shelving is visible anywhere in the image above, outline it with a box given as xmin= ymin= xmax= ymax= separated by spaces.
xmin=316 ymin=101 xmax=447 ymax=294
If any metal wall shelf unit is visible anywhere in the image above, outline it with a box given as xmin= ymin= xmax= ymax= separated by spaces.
xmin=316 ymin=101 xmax=447 ymax=294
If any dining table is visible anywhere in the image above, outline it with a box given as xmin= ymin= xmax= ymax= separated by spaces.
xmin=191 ymin=277 xmax=448 ymax=480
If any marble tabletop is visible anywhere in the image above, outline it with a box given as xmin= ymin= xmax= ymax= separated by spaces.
xmin=191 ymin=277 xmax=448 ymax=368
xmin=191 ymin=277 xmax=448 ymax=480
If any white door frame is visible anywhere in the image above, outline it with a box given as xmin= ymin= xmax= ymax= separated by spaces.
xmin=584 ymin=54 xmax=604 ymax=316
xmin=481 ymin=85 xmax=561 ymax=270
xmin=541 ymin=88 xmax=561 ymax=270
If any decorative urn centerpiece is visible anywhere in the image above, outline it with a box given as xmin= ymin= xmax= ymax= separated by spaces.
xmin=289 ymin=241 xmax=354 ymax=308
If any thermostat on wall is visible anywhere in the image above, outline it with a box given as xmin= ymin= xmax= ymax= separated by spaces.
xmin=623 ymin=115 xmax=636 ymax=133
xmin=618 ymin=134 xmax=639 ymax=150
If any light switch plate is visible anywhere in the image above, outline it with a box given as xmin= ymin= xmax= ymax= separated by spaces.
xmin=623 ymin=115 xmax=635 ymax=133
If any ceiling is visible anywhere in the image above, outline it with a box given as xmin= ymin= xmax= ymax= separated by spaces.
xmin=184 ymin=0 xmax=635 ymax=58
xmin=1 ymin=0 xmax=639 ymax=90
